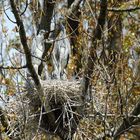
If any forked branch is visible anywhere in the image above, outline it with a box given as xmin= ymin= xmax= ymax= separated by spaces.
xmin=9 ymin=0 xmax=54 ymax=120
xmin=113 ymin=99 xmax=140 ymax=140
xmin=82 ymin=0 xmax=107 ymax=100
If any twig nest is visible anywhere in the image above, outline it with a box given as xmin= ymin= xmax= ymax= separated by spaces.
xmin=7 ymin=79 xmax=84 ymax=139
xmin=40 ymin=80 xmax=83 ymax=139
xmin=42 ymin=80 xmax=83 ymax=106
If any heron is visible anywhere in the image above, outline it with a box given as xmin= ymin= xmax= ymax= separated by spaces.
xmin=31 ymin=30 xmax=49 ymax=80
xmin=51 ymin=24 xmax=71 ymax=80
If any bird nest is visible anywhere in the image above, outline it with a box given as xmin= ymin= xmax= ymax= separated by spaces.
xmin=27 ymin=80 xmax=83 ymax=109
xmin=25 ymin=79 xmax=84 ymax=139
xmin=42 ymin=80 xmax=82 ymax=105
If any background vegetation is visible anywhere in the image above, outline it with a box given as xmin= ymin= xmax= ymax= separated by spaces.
xmin=0 ymin=0 xmax=140 ymax=140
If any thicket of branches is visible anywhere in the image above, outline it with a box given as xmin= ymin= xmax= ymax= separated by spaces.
xmin=0 ymin=0 xmax=140 ymax=140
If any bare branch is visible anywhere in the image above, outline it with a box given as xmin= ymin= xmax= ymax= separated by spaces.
xmin=82 ymin=0 xmax=107 ymax=100
xmin=2 ymin=1 xmax=16 ymax=24
xmin=113 ymin=99 xmax=140 ymax=140
xmin=10 ymin=0 xmax=40 ymax=87
xmin=108 ymin=6 xmax=140 ymax=12
xmin=20 ymin=0 xmax=28 ymax=16
xmin=95 ymin=0 xmax=108 ymax=39
xmin=10 ymin=0 xmax=55 ymax=127
xmin=0 ymin=65 xmax=27 ymax=70
xmin=37 ymin=0 xmax=56 ymax=76
xmin=67 ymin=0 xmax=83 ymax=17
xmin=0 ymin=107 xmax=13 ymax=139
xmin=38 ymin=0 xmax=55 ymax=32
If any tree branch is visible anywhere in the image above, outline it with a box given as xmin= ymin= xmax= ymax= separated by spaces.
xmin=0 ymin=107 xmax=13 ymax=139
xmin=67 ymin=0 xmax=83 ymax=17
xmin=37 ymin=0 xmax=56 ymax=76
xmin=108 ymin=6 xmax=140 ymax=12
xmin=2 ymin=1 xmax=16 ymax=24
xmin=113 ymin=99 xmax=140 ymax=140
xmin=10 ymin=0 xmax=40 ymax=87
xmin=20 ymin=0 xmax=28 ymax=16
xmin=38 ymin=0 xmax=55 ymax=32
xmin=9 ymin=1 xmax=55 ymax=122
xmin=82 ymin=0 xmax=107 ymax=101
xmin=0 ymin=65 xmax=27 ymax=70
xmin=95 ymin=0 xmax=108 ymax=39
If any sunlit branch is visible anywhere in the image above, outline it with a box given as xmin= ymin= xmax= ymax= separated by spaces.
xmin=0 ymin=65 xmax=27 ymax=70
xmin=10 ymin=0 xmax=56 ymax=125
xmin=10 ymin=0 xmax=40 ymax=87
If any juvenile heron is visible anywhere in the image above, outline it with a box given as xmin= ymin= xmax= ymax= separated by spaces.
xmin=31 ymin=30 xmax=49 ymax=80
xmin=51 ymin=24 xmax=71 ymax=80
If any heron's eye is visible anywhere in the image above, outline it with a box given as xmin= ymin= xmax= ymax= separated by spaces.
xmin=60 ymin=72 xmax=63 ymax=77
xmin=51 ymin=73 xmax=57 ymax=79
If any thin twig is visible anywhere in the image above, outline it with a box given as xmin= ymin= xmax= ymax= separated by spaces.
xmin=108 ymin=6 xmax=140 ymax=12
xmin=20 ymin=0 xmax=28 ymax=16
xmin=0 ymin=65 xmax=27 ymax=70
